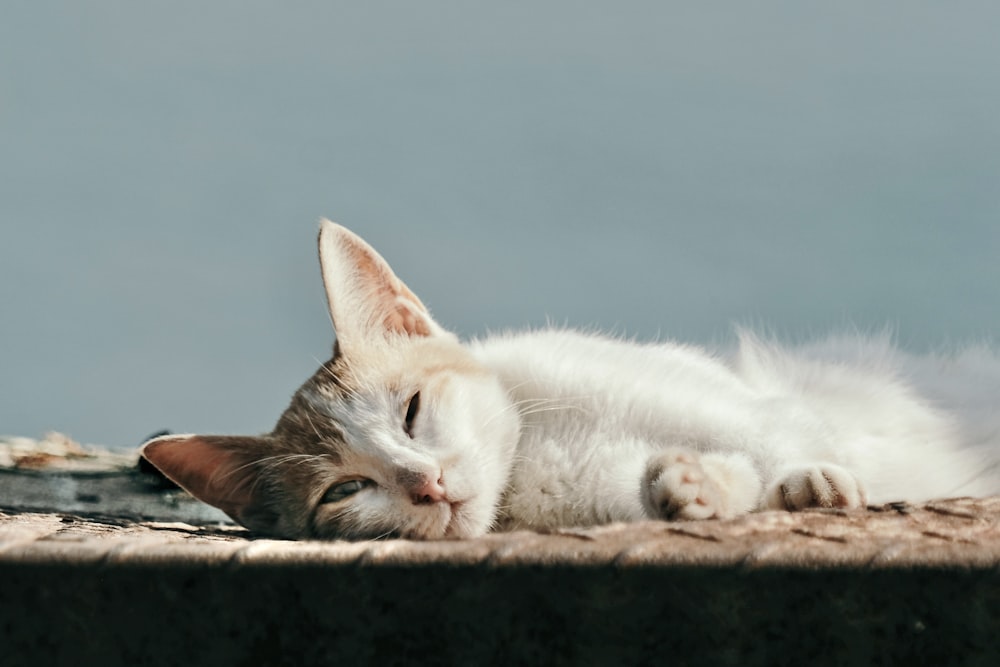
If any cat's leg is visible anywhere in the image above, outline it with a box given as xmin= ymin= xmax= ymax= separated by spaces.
xmin=643 ymin=448 xmax=761 ymax=520
xmin=762 ymin=464 xmax=867 ymax=510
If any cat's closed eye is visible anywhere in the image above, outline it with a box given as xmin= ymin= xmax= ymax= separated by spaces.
xmin=321 ymin=479 xmax=371 ymax=504
xmin=404 ymin=391 xmax=420 ymax=438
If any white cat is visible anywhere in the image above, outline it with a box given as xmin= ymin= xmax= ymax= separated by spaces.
xmin=141 ymin=220 xmax=1000 ymax=539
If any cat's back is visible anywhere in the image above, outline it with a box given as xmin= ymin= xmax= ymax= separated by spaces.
xmin=468 ymin=328 xmax=752 ymax=408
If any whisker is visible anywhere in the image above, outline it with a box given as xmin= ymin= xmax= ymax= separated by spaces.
xmin=214 ymin=453 xmax=327 ymax=486
xmin=518 ymin=404 xmax=589 ymax=418
xmin=301 ymin=411 xmax=324 ymax=442
xmin=481 ymin=395 xmax=594 ymax=428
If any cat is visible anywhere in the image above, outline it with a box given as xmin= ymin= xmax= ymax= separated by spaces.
xmin=141 ymin=220 xmax=1000 ymax=540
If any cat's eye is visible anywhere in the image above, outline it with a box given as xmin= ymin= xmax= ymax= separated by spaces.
xmin=404 ymin=391 xmax=420 ymax=438
xmin=321 ymin=479 xmax=370 ymax=504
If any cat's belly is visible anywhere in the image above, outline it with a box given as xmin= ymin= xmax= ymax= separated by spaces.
xmin=496 ymin=431 xmax=652 ymax=530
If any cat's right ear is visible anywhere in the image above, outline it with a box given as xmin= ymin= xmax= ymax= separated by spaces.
xmin=317 ymin=219 xmax=453 ymax=353
xmin=140 ymin=434 xmax=280 ymax=534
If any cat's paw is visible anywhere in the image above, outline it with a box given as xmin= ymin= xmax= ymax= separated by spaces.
xmin=763 ymin=464 xmax=867 ymax=511
xmin=643 ymin=448 xmax=759 ymax=521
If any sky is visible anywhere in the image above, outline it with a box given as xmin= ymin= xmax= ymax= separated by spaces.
xmin=2 ymin=2 xmax=999 ymax=447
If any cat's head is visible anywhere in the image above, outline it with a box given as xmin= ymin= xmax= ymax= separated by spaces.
xmin=141 ymin=221 xmax=519 ymax=540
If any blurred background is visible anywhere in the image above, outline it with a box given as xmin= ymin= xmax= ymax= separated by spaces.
xmin=2 ymin=2 xmax=998 ymax=447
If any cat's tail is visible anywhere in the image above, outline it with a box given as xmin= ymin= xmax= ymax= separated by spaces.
xmin=735 ymin=328 xmax=1000 ymax=445
xmin=738 ymin=329 xmax=1000 ymax=480
xmin=734 ymin=328 xmax=1000 ymax=497
xmin=898 ymin=343 xmax=1000 ymax=451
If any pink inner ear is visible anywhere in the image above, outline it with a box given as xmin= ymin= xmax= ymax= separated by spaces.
xmin=141 ymin=436 xmax=255 ymax=517
xmin=383 ymin=298 xmax=432 ymax=337
xmin=362 ymin=251 xmax=434 ymax=338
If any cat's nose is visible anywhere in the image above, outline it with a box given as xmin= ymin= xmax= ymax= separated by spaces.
xmin=410 ymin=476 xmax=448 ymax=505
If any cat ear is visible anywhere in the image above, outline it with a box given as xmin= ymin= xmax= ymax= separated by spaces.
xmin=317 ymin=219 xmax=452 ymax=352
xmin=140 ymin=434 xmax=280 ymax=534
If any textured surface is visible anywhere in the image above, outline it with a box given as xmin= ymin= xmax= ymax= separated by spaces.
xmin=4 ymin=500 xmax=1000 ymax=666
xmin=4 ymin=497 xmax=1000 ymax=569
xmin=4 ymin=436 xmax=1000 ymax=665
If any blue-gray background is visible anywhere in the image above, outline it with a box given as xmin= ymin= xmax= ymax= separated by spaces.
xmin=2 ymin=2 xmax=998 ymax=447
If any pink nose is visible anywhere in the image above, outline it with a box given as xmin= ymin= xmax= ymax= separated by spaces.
xmin=411 ymin=476 xmax=448 ymax=505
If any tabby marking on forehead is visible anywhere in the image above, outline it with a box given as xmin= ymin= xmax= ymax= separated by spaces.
xmin=316 ymin=347 xmax=357 ymax=394
xmin=299 ymin=384 xmax=349 ymax=422
xmin=272 ymin=386 xmax=348 ymax=458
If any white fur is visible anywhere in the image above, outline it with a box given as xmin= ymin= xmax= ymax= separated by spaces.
xmin=462 ymin=329 xmax=1000 ymax=531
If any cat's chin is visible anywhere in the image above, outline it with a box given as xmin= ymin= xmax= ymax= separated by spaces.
xmin=441 ymin=501 xmax=491 ymax=539
xmin=401 ymin=500 xmax=491 ymax=540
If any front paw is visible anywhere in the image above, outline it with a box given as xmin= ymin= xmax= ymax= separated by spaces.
xmin=643 ymin=448 xmax=728 ymax=521
xmin=764 ymin=464 xmax=867 ymax=511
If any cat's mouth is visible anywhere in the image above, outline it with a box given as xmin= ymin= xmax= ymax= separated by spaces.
xmin=441 ymin=500 xmax=466 ymax=538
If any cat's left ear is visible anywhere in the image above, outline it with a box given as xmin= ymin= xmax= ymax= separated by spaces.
xmin=140 ymin=434 xmax=281 ymax=535
xmin=317 ymin=219 xmax=453 ymax=353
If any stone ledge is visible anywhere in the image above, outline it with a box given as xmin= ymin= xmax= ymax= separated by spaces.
xmin=3 ymin=501 xmax=1000 ymax=666
xmin=3 ymin=496 xmax=1000 ymax=570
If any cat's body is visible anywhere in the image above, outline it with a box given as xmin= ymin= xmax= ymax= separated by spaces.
xmin=478 ymin=329 xmax=998 ymax=531
xmin=141 ymin=221 xmax=1000 ymax=540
